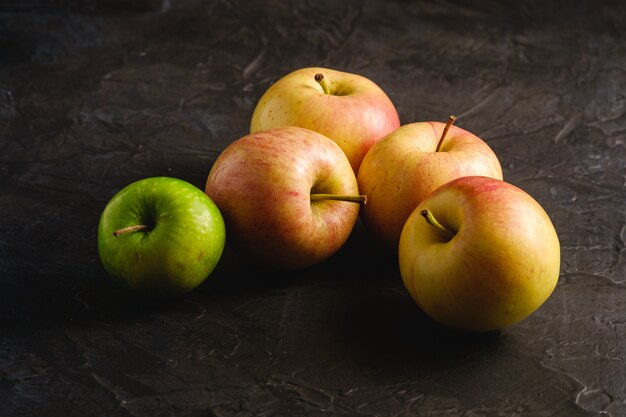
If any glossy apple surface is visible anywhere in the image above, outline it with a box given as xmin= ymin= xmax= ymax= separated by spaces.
xmin=358 ymin=119 xmax=503 ymax=248
xmin=98 ymin=177 xmax=225 ymax=298
xmin=399 ymin=176 xmax=561 ymax=332
xmin=250 ymin=67 xmax=400 ymax=173
xmin=206 ymin=126 xmax=362 ymax=269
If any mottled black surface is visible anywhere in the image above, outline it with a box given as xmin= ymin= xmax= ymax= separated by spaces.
xmin=1 ymin=1 xmax=625 ymax=416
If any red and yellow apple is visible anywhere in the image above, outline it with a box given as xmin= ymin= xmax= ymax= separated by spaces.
xmin=357 ymin=117 xmax=503 ymax=248
xmin=205 ymin=126 xmax=366 ymax=269
xmin=398 ymin=176 xmax=561 ymax=332
xmin=250 ymin=67 xmax=400 ymax=173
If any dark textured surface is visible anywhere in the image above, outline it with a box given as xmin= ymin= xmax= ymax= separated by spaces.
xmin=1 ymin=1 xmax=625 ymax=416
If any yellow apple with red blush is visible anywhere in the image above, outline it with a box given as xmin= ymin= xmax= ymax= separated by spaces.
xmin=399 ymin=176 xmax=561 ymax=332
xmin=250 ymin=67 xmax=400 ymax=173
xmin=205 ymin=126 xmax=366 ymax=270
xmin=358 ymin=116 xmax=503 ymax=249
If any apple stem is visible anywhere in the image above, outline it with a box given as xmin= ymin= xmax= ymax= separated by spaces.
xmin=113 ymin=224 xmax=149 ymax=237
xmin=314 ymin=73 xmax=332 ymax=95
xmin=310 ymin=193 xmax=368 ymax=205
xmin=420 ymin=209 xmax=455 ymax=240
xmin=435 ymin=115 xmax=458 ymax=152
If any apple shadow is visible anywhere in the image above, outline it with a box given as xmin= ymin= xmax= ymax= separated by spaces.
xmin=197 ymin=219 xmax=399 ymax=296
xmin=334 ymin=288 xmax=502 ymax=372
xmin=83 ymin=245 xmax=294 ymax=323
xmin=196 ymin=244 xmax=306 ymax=296
xmin=64 ymin=239 xmax=343 ymax=327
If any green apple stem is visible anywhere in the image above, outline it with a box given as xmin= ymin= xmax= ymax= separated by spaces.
xmin=435 ymin=115 xmax=458 ymax=152
xmin=310 ymin=193 xmax=368 ymax=205
xmin=420 ymin=209 xmax=455 ymax=240
xmin=314 ymin=73 xmax=332 ymax=95
xmin=113 ymin=224 xmax=149 ymax=237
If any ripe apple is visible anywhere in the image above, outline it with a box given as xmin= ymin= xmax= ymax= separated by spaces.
xmin=398 ymin=176 xmax=561 ymax=332
xmin=250 ymin=67 xmax=400 ymax=173
xmin=357 ymin=116 xmax=503 ymax=248
xmin=98 ymin=177 xmax=226 ymax=298
xmin=205 ymin=126 xmax=366 ymax=269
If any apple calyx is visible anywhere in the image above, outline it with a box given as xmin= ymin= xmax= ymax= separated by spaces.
xmin=435 ymin=115 xmax=458 ymax=152
xmin=113 ymin=224 xmax=150 ymax=237
xmin=314 ymin=73 xmax=332 ymax=95
xmin=310 ymin=193 xmax=368 ymax=205
xmin=420 ymin=209 xmax=455 ymax=240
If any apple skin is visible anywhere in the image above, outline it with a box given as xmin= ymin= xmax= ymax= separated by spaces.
xmin=250 ymin=67 xmax=400 ymax=173
xmin=398 ymin=176 xmax=560 ymax=332
xmin=357 ymin=121 xmax=503 ymax=249
xmin=98 ymin=177 xmax=226 ymax=298
xmin=205 ymin=126 xmax=360 ymax=269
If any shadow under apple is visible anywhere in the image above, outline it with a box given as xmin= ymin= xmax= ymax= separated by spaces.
xmin=196 ymin=219 xmax=399 ymax=297
xmin=333 ymin=284 xmax=502 ymax=374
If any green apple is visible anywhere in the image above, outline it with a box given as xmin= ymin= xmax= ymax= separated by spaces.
xmin=358 ymin=116 xmax=503 ymax=249
xmin=205 ymin=126 xmax=366 ymax=269
xmin=98 ymin=177 xmax=225 ymax=298
xmin=399 ymin=176 xmax=561 ymax=332
xmin=250 ymin=67 xmax=400 ymax=173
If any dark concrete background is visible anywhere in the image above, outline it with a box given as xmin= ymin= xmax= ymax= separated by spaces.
xmin=1 ymin=1 xmax=624 ymax=416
